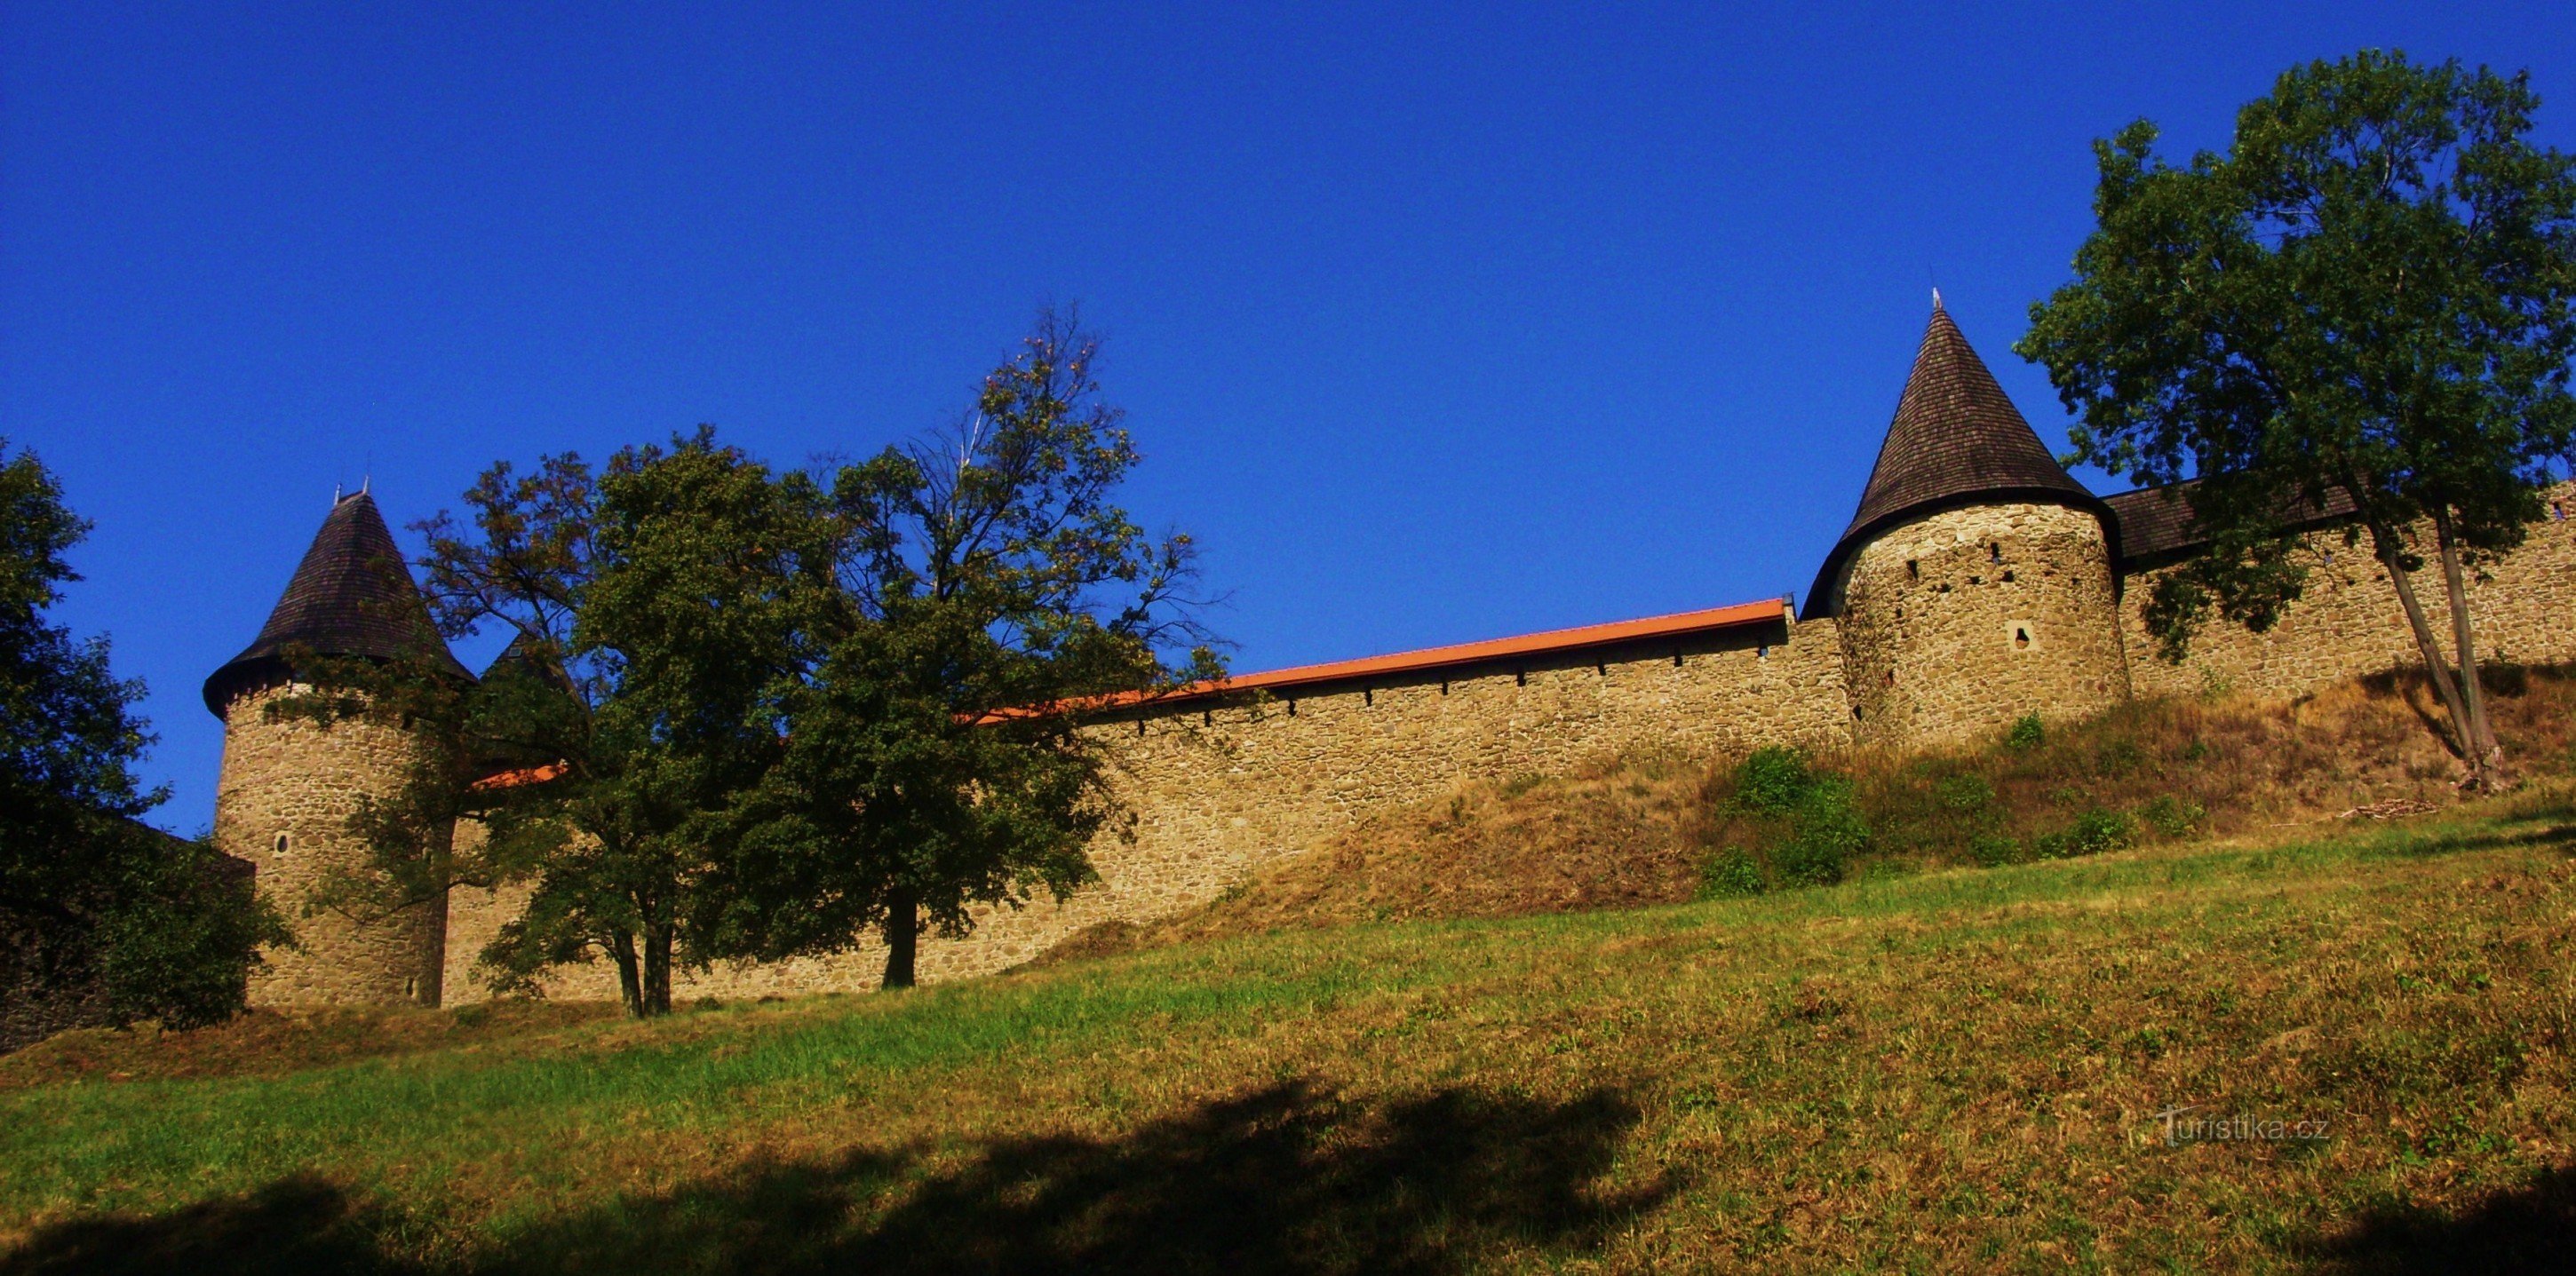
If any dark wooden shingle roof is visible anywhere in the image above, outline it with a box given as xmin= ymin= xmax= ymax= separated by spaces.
xmin=1803 ymin=305 xmax=2111 ymax=617
xmin=2102 ymin=480 xmax=2359 ymax=567
xmin=202 ymin=492 xmax=471 ymax=715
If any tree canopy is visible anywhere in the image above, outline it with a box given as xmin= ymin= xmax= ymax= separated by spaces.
xmin=1 ymin=439 xmax=284 ymax=1047
xmin=2018 ymin=50 xmax=2576 ymax=790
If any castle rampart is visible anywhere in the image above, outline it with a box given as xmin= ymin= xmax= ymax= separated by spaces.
xmin=227 ymin=309 xmax=2576 ymax=1009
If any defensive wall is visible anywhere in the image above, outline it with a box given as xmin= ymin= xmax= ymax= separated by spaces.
xmin=211 ymin=303 xmax=2576 ymax=1008
xmin=440 ymin=482 xmax=2576 ymax=1003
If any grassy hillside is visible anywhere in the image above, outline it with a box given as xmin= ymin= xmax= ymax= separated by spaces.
xmin=1057 ymin=668 xmax=2576 ymax=960
xmin=3 ymin=786 xmax=2572 ymax=1272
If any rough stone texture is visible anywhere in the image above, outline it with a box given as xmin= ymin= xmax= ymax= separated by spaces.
xmin=1838 ymin=503 xmax=2129 ymax=748
xmin=212 ymin=683 xmax=446 ymax=1007
xmin=444 ymin=622 xmax=1854 ymax=1001
xmin=370 ymin=489 xmax=2576 ymax=1007
xmin=2127 ymin=481 xmax=2576 ymax=702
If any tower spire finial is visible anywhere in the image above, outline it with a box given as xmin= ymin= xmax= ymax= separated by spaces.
xmin=1931 ymin=286 xmax=1944 ymax=312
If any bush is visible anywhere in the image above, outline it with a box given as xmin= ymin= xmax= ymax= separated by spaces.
xmin=93 ymin=836 xmax=290 ymax=1030
xmin=2006 ymin=712 xmax=2046 ymax=752
xmin=1731 ymin=747 xmax=1814 ymax=814
xmin=1934 ymin=773 xmax=1995 ymax=814
xmin=2036 ymin=809 xmax=2134 ymax=860
xmin=1697 ymin=848 xmax=1767 ymax=899
xmin=1968 ymin=834 xmax=2025 ymax=867
xmin=1777 ymin=776 xmax=1869 ymax=886
xmin=2138 ymin=796 xmax=2206 ymax=839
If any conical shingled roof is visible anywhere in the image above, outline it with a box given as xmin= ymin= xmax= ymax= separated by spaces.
xmin=203 ymin=491 xmax=472 ymax=715
xmin=1802 ymin=305 xmax=2111 ymax=618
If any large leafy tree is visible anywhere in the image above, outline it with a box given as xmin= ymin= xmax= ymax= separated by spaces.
xmin=300 ymin=431 xmax=826 ymax=1017
xmin=2019 ymin=51 xmax=2576 ymax=791
xmin=1 ymin=439 xmax=284 ymax=1046
xmin=723 ymin=310 xmax=1220 ymax=989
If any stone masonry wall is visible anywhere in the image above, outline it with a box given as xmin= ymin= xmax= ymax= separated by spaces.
xmin=2126 ymin=480 xmax=2576 ymax=702
xmin=214 ymin=683 xmax=446 ymax=1007
xmin=442 ymin=617 xmax=1855 ymax=1003
xmin=1839 ymin=503 xmax=2130 ymax=749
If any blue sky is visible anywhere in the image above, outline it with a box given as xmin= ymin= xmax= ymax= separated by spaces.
xmin=6 ymin=2 xmax=2572 ymax=832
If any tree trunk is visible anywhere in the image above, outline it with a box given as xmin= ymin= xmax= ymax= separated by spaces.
xmin=641 ymin=921 xmax=672 ymax=1016
xmin=608 ymin=929 xmax=644 ymax=1018
xmin=882 ymin=887 xmax=918 ymax=990
xmin=2366 ymin=521 xmax=2483 ymax=777
xmin=2431 ymin=510 xmax=2511 ymax=790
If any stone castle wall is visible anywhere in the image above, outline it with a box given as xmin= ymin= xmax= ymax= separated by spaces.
xmin=413 ymin=487 xmax=2575 ymax=1006
xmin=1838 ymin=503 xmax=2129 ymax=747
xmin=214 ymin=684 xmax=446 ymax=1007
xmin=441 ymin=616 xmax=1856 ymax=1002
xmin=2123 ymin=481 xmax=2576 ymax=702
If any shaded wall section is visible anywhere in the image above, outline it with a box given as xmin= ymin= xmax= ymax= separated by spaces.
xmin=443 ymin=611 xmax=1854 ymax=1001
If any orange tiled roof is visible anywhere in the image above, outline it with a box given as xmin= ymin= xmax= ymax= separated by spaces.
xmin=981 ymin=597 xmax=1793 ymax=720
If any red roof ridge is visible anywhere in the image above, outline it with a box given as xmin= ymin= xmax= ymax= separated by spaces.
xmin=980 ymin=597 xmax=1792 ymax=722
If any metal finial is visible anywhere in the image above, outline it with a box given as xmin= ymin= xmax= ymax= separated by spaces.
xmin=1931 ymin=286 xmax=1944 ymax=311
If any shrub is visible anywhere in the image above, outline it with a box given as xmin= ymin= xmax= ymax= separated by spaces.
xmin=1777 ymin=776 xmax=1869 ymax=886
xmin=1968 ymin=834 xmax=2025 ymax=867
xmin=1732 ymin=747 xmax=1814 ymax=814
xmin=2005 ymin=712 xmax=2047 ymax=752
xmin=2036 ymin=809 xmax=2134 ymax=860
xmin=2138 ymin=796 xmax=2206 ymax=839
xmin=1697 ymin=848 xmax=1767 ymax=899
xmin=1934 ymin=773 xmax=1995 ymax=814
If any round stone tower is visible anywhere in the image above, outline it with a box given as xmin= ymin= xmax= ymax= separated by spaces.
xmin=203 ymin=490 xmax=473 ymax=1006
xmin=1805 ymin=300 xmax=2129 ymax=749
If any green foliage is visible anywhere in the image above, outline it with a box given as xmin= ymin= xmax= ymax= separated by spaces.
xmin=1696 ymin=848 xmax=1766 ymax=899
xmin=1729 ymin=747 xmax=1815 ymax=814
xmin=727 ymin=309 xmax=1220 ymax=989
xmin=2036 ymin=809 xmax=2135 ymax=860
xmin=2018 ymin=50 xmax=2576 ymax=788
xmin=1777 ymin=777 xmax=1867 ymax=885
xmin=2139 ymin=796 xmax=2207 ymax=840
xmin=1968 ymin=834 xmax=2026 ymax=868
xmin=91 ymin=835 xmax=292 ymax=1031
xmin=0 ymin=440 xmax=279 ymax=1044
xmin=1934 ymin=773 xmax=1994 ymax=814
xmin=2004 ymin=714 xmax=2046 ymax=753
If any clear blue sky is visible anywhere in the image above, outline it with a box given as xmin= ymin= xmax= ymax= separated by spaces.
xmin=7 ymin=3 xmax=2571 ymax=832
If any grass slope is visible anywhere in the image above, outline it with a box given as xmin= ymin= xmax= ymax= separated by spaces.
xmin=3 ymin=793 xmax=2572 ymax=1272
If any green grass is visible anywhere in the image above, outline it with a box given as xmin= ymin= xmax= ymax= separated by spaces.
xmin=4 ymin=795 xmax=2573 ymax=1272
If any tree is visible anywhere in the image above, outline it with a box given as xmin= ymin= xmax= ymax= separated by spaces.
xmin=296 ymin=432 xmax=826 ymax=1017
xmin=0 ymin=438 xmax=284 ymax=1048
xmin=2018 ymin=51 xmax=2576 ymax=791
xmin=723 ymin=310 xmax=1220 ymax=989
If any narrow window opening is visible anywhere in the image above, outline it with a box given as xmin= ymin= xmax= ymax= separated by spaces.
xmin=2001 ymin=570 xmax=2015 ymax=583
xmin=1515 ymin=670 xmax=1526 ymax=686
xmin=2014 ymin=625 xmax=2031 ymax=649
xmin=1671 ymin=650 xmax=1683 ymax=667
xmin=274 ymin=833 xmax=289 ymax=855
xmin=1596 ymin=661 xmax=1607 ymax=677
xmin=405 ymin=976 xmax=417 ymax=998
xmin=1989 ymin=543 xmax=2002 ymax=564
xmin=1287 ymin=700 xmax=1297 ymax=717
xmin=1884 ymin=668 xmax=1896 ymax=686
xmin=1137 ymin=719 xmax=1147 ymax=737
xmin=1203 ymin=709 xmax=1212 ymax=726
xmin=1756 ymin=645 xmax=1769 ymax=660
xmin=1969 ymin=575 xmax=1984 ymax=586
xmin=1852 ymin=705 xmax=1864 ymax=721
xmin=1938 ymin=583 xmax=1952 ymax=593
xmin=1364 ymin=688 xmax=1374 ymax=706
xmin=1439 ymin=679 xmax=1449 ymax=695
xmin=1905 ymin=559 xmax=1920 ymax=581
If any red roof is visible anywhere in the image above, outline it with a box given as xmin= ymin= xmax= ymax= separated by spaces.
xmin=981 ymin=597 xmax=1793 ymax=721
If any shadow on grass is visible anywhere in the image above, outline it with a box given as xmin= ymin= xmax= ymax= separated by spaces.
xmin=2308 ymin=1163 xmax=2576 ymax=1274
xmin=0 ymin=1081 xmax=1674 ymax=1275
